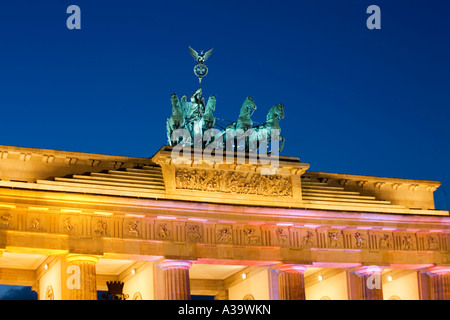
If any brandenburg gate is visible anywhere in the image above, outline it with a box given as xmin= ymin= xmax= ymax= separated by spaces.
xmin=0 ymin=47 xmax=448 ymax=300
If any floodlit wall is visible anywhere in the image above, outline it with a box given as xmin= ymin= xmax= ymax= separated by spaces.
xmin=228 ymin=269 xmax=270 ymax=300
xmin=123 ymin=262 xmax=155 ymax=300
xmin=383 ymin=271 xmax=420 ymax=300
xmin=305 ymin=271 xmax=348 ymax=300
xmin=39 ymin=259 xmax=62 ymax=300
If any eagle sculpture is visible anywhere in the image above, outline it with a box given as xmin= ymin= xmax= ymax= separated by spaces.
xmin=189 ymin=46 xmax=213 ymax=64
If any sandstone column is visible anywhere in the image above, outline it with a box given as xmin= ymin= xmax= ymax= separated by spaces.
xmin=427 ymin=267 xmax=450 ymax=300
xmin=158 ymin=260 xmax=193 ymax=300
xmin=353 ymin=266 xmax=384 ymax=300
xmin=277 ymin=264 xmax=307 ymax=300
xmin=63 ymin=254 xmax=99 ymax=300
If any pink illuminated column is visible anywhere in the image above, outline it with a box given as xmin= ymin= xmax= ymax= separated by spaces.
xmin=158 ymin=260 xmax=193 ymax=300
xmin=427 ymin=267 xmax=450 ymax=300
xmin=353 ymin=266 xmax=384 ymax=300
xmin=277 ymin=264 xmax=307 ymax=300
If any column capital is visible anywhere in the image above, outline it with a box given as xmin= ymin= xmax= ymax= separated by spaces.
xmin=157 ymin=259 xmax=194 ymax=270
xmin=354 ymin=265 xmax=384 ymax=276
xmin=277 ymin=264 xmax=307 ymax=273
xmin=426 ymin=266 xmax=450 ymax=275
xmin=65 ymin=254 xmax=100 ymax=264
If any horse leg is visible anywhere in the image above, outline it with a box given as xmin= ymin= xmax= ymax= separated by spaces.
xmin=166 ymin=119 xmax=173 ymax=146
xmin=279 ymin=137 xmax=285 ymax=153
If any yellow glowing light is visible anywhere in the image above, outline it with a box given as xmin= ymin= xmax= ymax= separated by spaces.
xmin=125 ymin=214 xmax=145 ymax=218
xmin=187 ymin=218 xmax=208 ymax=222
xmin=61 ymin=209 xmax=82 ymax=213
xmin=157 ymin=216 xmax=177 ymax=220
xmin=65 ymin=254 xmax=100 ymax=264
xmin=0 ymin=204 xmax=16 ymax=209
xmin=93 ymin=211 xmax=114 ymax=216
xmin=28 ymin=207 xmax=49 ymax=211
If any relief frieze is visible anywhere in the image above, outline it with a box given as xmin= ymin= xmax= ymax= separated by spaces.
xmin=0 ymin=206 xmax=446 ymax=255
xmin=0 ymin=212 xmax=12 ymax=229
xmin=216 ymin=224 xmax=233 ymax=244
xmin=186 ymin=223 xmax=203 ymax=242
xmin=175 ymin=168 xmax=292 ymax=197
xmin=378 ymin=232 xmax=394 ymax=249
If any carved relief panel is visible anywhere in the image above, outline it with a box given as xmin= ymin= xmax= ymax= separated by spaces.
xmin=327 ymin=229 xmax=344 ymax=248
xmin=0 ymin=210 xmax=13 ymax=230
xmin=155 ymin=221 xmax=173 ymax=241
xmin=299 ymin=229 xmax=317 ymax=248
xmin=344 ymin=229 xmax=369 ymax=249
xmin=243 ymin=225 xmax=261 ymax=245
xmin=186 ymin=223 xmax=203 ymax=243
xmin=59 ymin=215 xmax=80 ymax=234
xmin=417 ymin=232 xmax=440 ymax=251
xmin=175 ymin=168 xmax=293 ymax=197
xmin=27 ymin=212 xmax=46 ymax=232
xmin=274 ymin=227 xmax=290 ymax=246
xmin=425 ymin=234 xmax=440 ymax=250
xmin=216 ymin=224 xmax=233 ymax=244
xmin=377 ymin=231 xmax=394 ymax=250
xmin=395 ymin=231 xmax=417 ymax=250
xmin=123 ymin=218 xmax=141 ymax=239
xmin=92 ymin=218 xmax=108 ymax=237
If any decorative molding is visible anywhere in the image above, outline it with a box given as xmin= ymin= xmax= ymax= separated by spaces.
xmin=45 ymin=286 xmax=54 ymax=300
xmin=132 ymin=292 xmax=142 ymax=300
xmin=112 ymin=161 xmax=124 ymax=169
xmin=356 ymin=180 xmax=367 ymax=188
xmin=42 ymin=155 xmax=55 ymax=164
xmin=0 ymin=206 xmax=447 ymax=256
xmin=392 ymin=183 xmax=402 ymax=190
xmin=88 ymin=159 xmax=101 ymax=167
xmin=374 ymin=182 xmax=385 ymax=189
xmin=19 ymin=153 xmax=32 ymax=161
xmin=65 ymin=157 xmax=78 ymax=165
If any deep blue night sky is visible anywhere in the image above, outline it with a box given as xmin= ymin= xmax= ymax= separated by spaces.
xmin=0 ymin=0 xmax=449 ymax=298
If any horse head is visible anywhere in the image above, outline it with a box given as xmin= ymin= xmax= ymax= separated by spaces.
xmin=241 ymin=96 xmax=257 ymax=116
xmin=267 ymin=103 xmax=284 ymax=121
